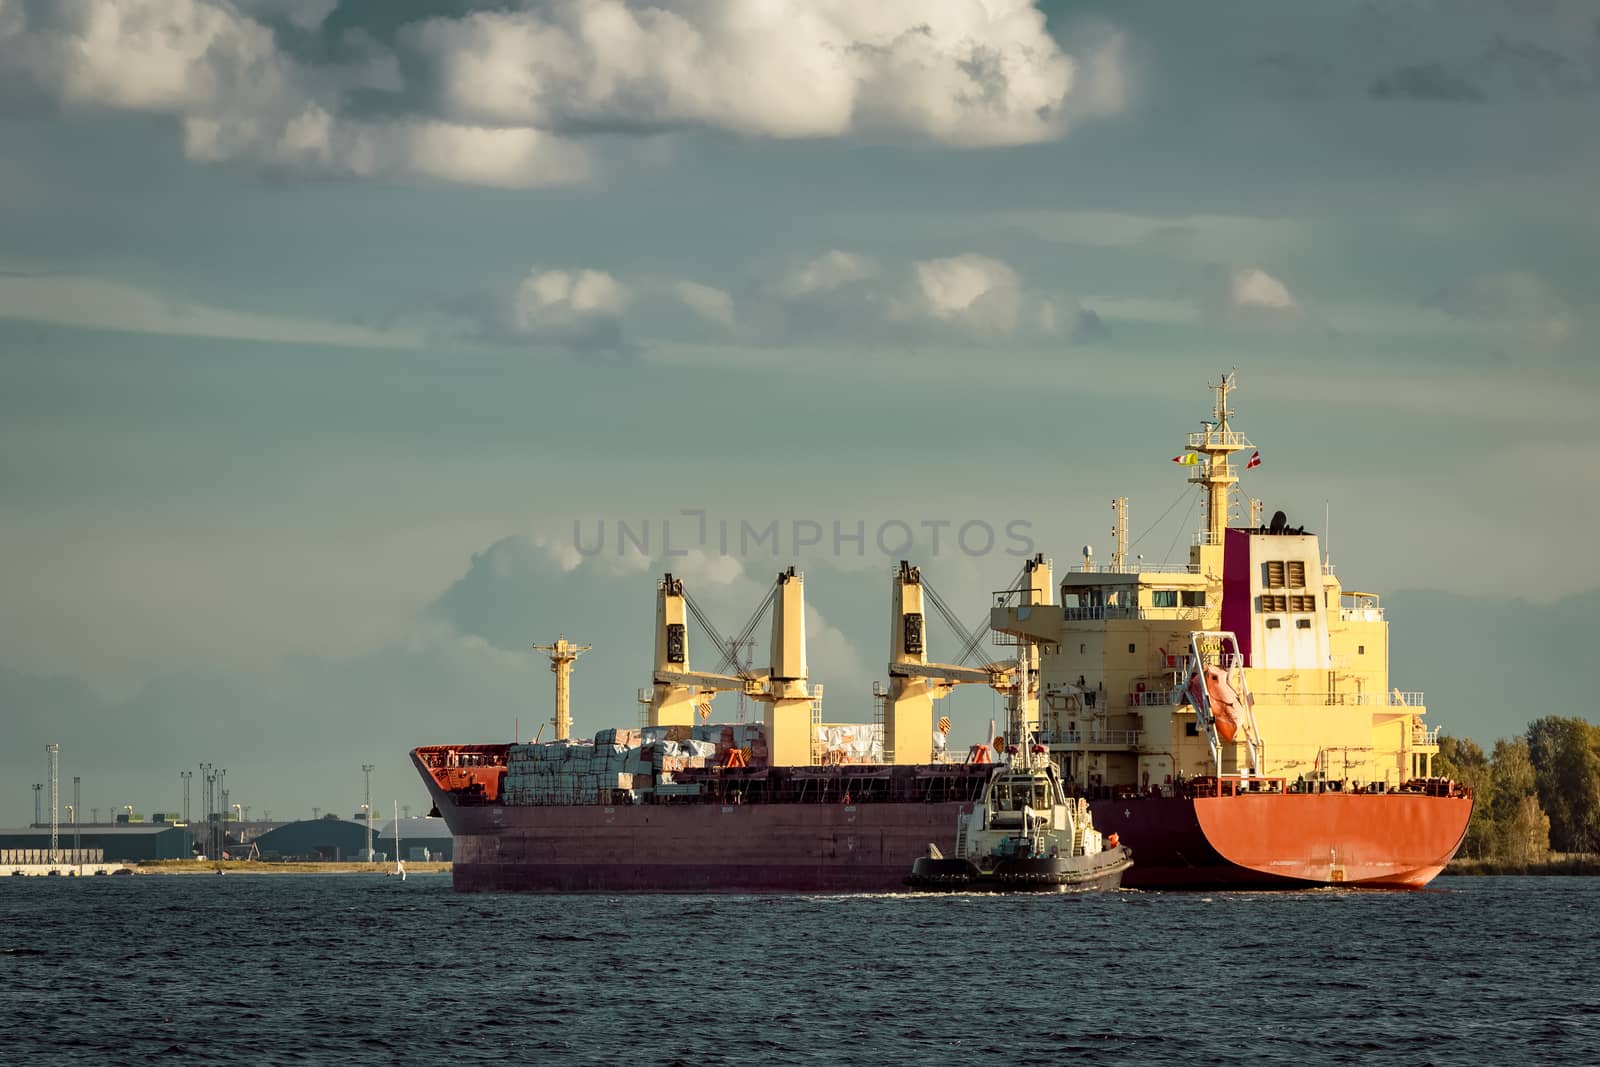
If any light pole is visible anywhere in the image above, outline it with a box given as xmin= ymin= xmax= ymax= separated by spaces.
xmin=32 ymin=783 xmax=42 ymax=827
xmin=65 ymin=805 xmax=75 ymax=861
xmin=73 ymin=776 xmax=80 ymax=859
xmin=47 ymin=744 xmax=59 ymax=864
xmin=362 ymin=764 xmax=375 ymax=862
xmin=200 ymin=762 xmax=215 ymax=860
xmin=218 ymin=768 xmax=227 ymax=858
xmin=180 ymin=770 xmax=192 ymax=824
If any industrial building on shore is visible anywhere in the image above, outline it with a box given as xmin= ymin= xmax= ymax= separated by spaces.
xmin=0 ymin=824 xmax=193 ymax=862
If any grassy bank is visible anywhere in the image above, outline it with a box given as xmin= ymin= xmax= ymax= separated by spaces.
xmin=1445 ymin=853 xmax=1600 ymax=876
xmin=135 ymin=860 xmax=452 ymax=875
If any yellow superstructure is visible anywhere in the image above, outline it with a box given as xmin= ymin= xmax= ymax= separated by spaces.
xmin=990 ymin=374 xmax=1440 ymax=793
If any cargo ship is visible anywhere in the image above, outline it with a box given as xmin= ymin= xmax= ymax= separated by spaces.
xmin=414 ymin=374 xmax=1472 ymax=891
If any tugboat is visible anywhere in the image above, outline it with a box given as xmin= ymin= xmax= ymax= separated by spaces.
xmin=906 ymin=745 xmax=1133 ymax=892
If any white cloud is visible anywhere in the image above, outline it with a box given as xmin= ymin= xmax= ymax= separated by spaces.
xmin=672 ymin=281 xmax=735 ymax=327
xmin=1229 ymin=267 xmax=1298 ymax=311
xmin=0 ymin=0 xmax=593 ymax=188
xmin=1 ymin=1 xmax=1123 ymax=187
xmin=469 ymin=251 xmax=1110 ymax=353
xmin=406 ymin=1 xmax=1123 ymax=147
xmin=495 ymin=267 xmax=632 ymax=354
xmin=0 ymin=273 xmax=420 ymax=348
xmin=906 ymin=254 xmax=1024 ymax=336
xmin=779 ymin=251 xmax=881 ymax=298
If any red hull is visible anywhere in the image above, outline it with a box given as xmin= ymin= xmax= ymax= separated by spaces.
xmin=1090 ymin=793 xmax=1472 ymax=889
xmin=415 ymin=751 xmax=1472 ymax=892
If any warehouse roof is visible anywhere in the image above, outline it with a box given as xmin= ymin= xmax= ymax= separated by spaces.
xmin=0 ymin=825 xmax=189 ymax=836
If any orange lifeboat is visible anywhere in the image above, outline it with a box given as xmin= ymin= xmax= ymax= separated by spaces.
xmin=1189 ymin=665 xmax=1242 ymax=742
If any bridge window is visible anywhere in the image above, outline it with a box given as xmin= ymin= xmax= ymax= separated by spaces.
xmin=1182 ymin=590 xmax=1207 ymax=607
xmin=1151 ymin=589 xmax=1178 ymax=608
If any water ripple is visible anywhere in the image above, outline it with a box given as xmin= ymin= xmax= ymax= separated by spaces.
xmin=1 ymin=874 xmax=1596 ymax=1064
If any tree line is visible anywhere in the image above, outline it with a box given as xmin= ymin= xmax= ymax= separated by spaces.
xmin=1436 ymin=715 xmax=1600 ymax=866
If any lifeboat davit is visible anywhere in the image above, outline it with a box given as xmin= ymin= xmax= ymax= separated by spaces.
xmin=1189 ymin=665 xmax=1242 ymax=742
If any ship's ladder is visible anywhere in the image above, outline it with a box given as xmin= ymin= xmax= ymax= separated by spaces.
xmin=1070 ymin=798 xmax=1089 ymax=856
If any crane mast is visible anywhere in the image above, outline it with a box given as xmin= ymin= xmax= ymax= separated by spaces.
xmin=531 ymin=635 xmax=592 ymax=742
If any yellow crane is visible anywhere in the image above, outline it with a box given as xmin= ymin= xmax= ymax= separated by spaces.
xmin=531 ymin=635 xmax=592 ymax=742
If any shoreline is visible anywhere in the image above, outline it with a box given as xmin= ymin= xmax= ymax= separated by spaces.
xmin=1444 ymin=853 xmax=1600 ymax=877
xmin=134 ymin=860 xmax=453 ymax=875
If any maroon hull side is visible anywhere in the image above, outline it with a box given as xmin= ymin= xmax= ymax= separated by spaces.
xmin=445 ymin=800 xmax=966 ymax=893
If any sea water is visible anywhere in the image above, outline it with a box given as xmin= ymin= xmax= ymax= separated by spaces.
xmin=1 ymin=875 xmax=1595 ymax=1065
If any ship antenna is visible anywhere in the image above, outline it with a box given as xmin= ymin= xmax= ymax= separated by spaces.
xmin=1183 ymin=370 xmax=1251 ymax=549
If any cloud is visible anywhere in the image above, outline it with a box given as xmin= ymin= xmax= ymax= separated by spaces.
xmin=236 ymin=0 xmax=336 ymax=33
xmin=934 ymin=210 xmax=1307 ymax=273
xmin=1369 ymin=63 xmax=1486 ymax=102
xmin=905 ymin=254 xmax=1025 ymax=336
xmin=0 ymin=272 xmax=420 ymax=348
xmin=778 ymin=250 xmax=882 ymax=299
xmin=493 ymin=267 xmax=633 ymax=356
xmin=672 ymin=281 xmax=735 ymax=328
xmin=0 ymin=0 xmax=592 ymax=188
xmin=1228 ymin=267 xmax=1297 ymax=311
xmin=1 ymin=0 xmax=1125 ymax=187
xmin=1069 ymin=307 xmax=1110 ymax=343
xmin=461 ymin=250 xmax=1110 ymax=354
xmin=1425 ymin=270 xmax=1581 ymax=346
xmin=764 ymin=249 xmax=1099 ymax=345
xmin=404 ymin=1 xmax=1124 ymax=147
xmin=1366 ymin=24 xmax=1600 ymax=105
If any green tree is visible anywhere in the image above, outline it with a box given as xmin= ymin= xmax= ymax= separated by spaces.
xmin=1494 ymin=795 xmax=1551 ymax=868
xmin=1526 ymin=717 xmax=1600 ymax=853
xmin=1490 ymin=738 xmax=1536 ymax=820
xmin=1437 ymin=735 xmax=1495 ymax=859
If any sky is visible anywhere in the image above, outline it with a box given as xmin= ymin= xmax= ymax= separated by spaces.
xmin=2 ymin=0 xmax=1597 ymax=823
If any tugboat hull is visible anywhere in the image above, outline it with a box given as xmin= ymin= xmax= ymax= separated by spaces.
xmin=906 ymin=846 xmax=1132 ymax=892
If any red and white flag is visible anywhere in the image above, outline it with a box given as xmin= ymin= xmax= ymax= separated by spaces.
xmin=1245 ymin=450 xmax=1261 ymax=470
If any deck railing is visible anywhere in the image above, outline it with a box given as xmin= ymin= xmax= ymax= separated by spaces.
xmin=1037 ymin=729 xmax=1143 ymax=748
